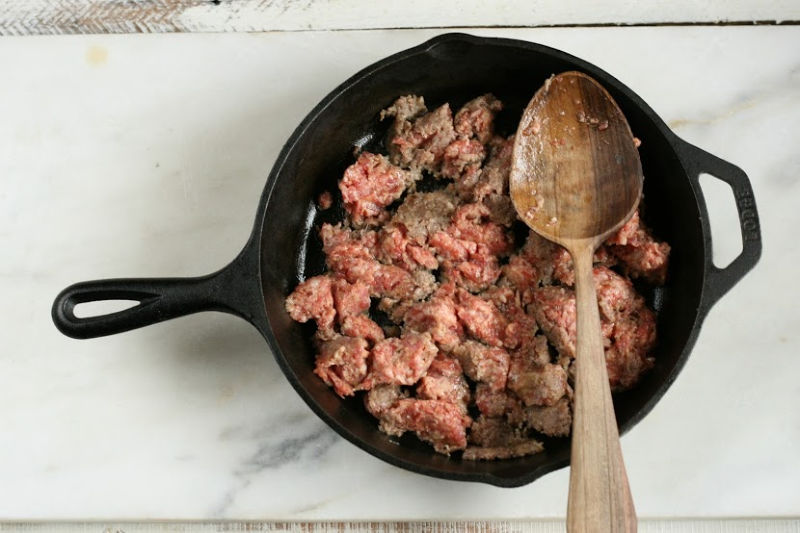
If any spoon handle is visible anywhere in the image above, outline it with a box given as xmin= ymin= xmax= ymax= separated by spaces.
xmin=567 ymin=245 xmax=637 ymax=533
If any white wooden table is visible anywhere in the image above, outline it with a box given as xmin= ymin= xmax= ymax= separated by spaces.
xmin=1 ymin=2 xmax=798 ymax=531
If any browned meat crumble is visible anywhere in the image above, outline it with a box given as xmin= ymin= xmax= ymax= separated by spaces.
xmin=285 ymin=94 xmax=671 ymax=459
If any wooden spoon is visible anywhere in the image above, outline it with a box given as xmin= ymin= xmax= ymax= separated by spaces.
xmin=510 ymin=71 xmax=642 ymax=532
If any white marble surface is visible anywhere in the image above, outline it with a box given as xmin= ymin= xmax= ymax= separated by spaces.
xmin=5 ymin=0 xmax=799 ymax=34
xmin=0 ymin=27 xmax=798 ymax=520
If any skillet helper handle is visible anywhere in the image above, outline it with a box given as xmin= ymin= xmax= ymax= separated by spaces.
xmin=677 ymin=139 xmax=762 ymax=310
xmin=53 ymin=246 xmax=262 ymax=339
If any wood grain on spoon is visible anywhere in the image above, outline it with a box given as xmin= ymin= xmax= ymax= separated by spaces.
xmin=510 ymin=71 xmax=642 ymax=533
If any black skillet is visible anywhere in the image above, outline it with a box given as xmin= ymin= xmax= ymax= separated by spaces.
xmin=52 ymin=33 xmax=762 ymax=487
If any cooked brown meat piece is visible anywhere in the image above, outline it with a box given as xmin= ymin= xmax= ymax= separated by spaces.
xmin=377 ymin=269 xmax=438 ymax=322
xmin=606 ymin=308 xmax=656 ymax=390
xmin=464 ymin=416 xmax=543 ymax=461
xmin=508 ymin=325 xmax=550 ymax=367
xmin=339 ymin=152 xmax=418 ymax=226
xmin=370 ymin=332 xmax=438 ymax=386
xmin=482 ymin=193 xmax=516 ymax=227
xmin=392 ymin=188 xmax=458 ymax=246
xmin=530 ymin=285 xmax=578 ymax=359
xmin=416 ymin=354 xmax=471 ymax=413
xmin=524 ymin=397 xmax=572 ymax=437
xmin=379 ymin=398 xmax=471 ymax=454
xmin=462 ymin=416 xmax=544 ymax=461
xmin=471 ymin=135 xmax=514 ymax=202
xmin=463 ymin=440 xmax=545 ymax=461
xmin=314 ymin=335 xmax=371 ymax=397
xmin=380 ymin=94 xmax=426 ymax=122
xmin=507 ymin=356 xmax=570 ymax=407
xmin=452 ymin=340 xmax=510 ymax=392
xmin=285 ymin=92 xmax=669 ymax=459
xmin=468 ymin=416 xmax=518 ymax=447
xmin=385 ymin=101 xmax=457 ymax=175
xmin=364 ymin=384 xmax=406 ymax=418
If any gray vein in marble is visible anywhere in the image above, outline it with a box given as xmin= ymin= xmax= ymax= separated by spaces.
xmin=212 ymin=412 xmax=339 ymax=516
xmin=238 ymin=425 xmax=338 ymax=473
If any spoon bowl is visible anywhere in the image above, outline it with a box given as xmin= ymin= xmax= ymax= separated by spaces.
xmin=511 ymin=72 xmax=643 ymax=246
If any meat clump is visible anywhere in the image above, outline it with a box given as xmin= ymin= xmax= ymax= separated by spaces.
xmin=284 ymin=92 xmax=670 ymax=459
xmin=379 ymin=398 xmax=472 ymax=454
xmin=383 ymin=97 xmax=456 ymax=176
xmin=339 ymin=152 xmax=418 ymax=226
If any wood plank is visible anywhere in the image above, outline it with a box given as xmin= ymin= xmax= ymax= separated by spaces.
xmin=0 ymin=0 xmax=799 ymax=36
xmin=2 ymin=519 xmax=799 ymax=532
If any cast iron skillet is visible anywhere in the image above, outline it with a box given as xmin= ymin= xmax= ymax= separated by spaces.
xmin=52 ymin=33 xmax=762 ymax=487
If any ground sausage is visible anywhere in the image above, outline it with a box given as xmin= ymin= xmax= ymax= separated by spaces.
xmin=340 ymin=152 xmax=418 ymax=226
xmin=454 ymin=94 xmax=503 ymax=144
xmin=452 ymin=340 xmax=511 ymax=392
xmin=364 ymin=384 xmax=406 ymax=418
xmin=314 ymin=335 xmax=371 ymax=397
xmin=285 ymin=275 xmax=336 ymax=339
xmin=392 ymin=188 xmax=458 ymax=243
xmin=379 ymin=398 xmax=471 ymax=454
xmin=385 ymin=103 xmax=457 ymax=175
xmin=285 ymin=92 xmax=669 ymax=459
xmin=456 ymin=289 xmax=508 ymax=348
xmin=416 ymin=354 xmax=471 ymax=413
xmin=524 ymin=397 xmax=572 ymax=437
xmin=370 ymin=332 xmax=438 ymax=386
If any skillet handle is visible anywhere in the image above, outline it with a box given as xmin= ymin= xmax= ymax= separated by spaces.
xmin=52 ymin=245 xmax=263 ymax=339
xmin=676 ymin=139 xmax=762 ymax=313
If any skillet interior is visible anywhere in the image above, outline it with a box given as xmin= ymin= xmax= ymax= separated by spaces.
xmin=259 ymin=34 xmax=706 ymax=486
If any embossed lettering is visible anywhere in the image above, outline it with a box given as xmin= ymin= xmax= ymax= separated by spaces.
xmin=734 ymin=190 xmax=759 ymax=241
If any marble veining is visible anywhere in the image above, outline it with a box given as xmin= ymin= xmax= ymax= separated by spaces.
xmin=0 ymin=26 xmax=798 ymax=520
xmin=213 ymin=414 xmax=340 ymax=516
